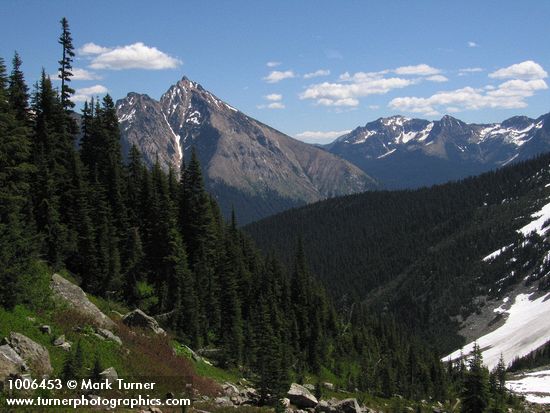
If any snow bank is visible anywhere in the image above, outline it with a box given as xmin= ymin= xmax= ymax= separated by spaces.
xmin=519 ymin=201 xmax=550 ymax=237
xmin=506 ymin=369 xmax=550 ymax=404
xmin=444 ymin=292 xmax=550 ymax=370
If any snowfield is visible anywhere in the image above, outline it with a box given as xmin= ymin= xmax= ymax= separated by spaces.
xmin=506 ymin=369 xmax=550 ymax=404
xmin=444 ymin=292 xmax=550 ymax=371
xmin=519 ymin=200 xmax=550 ymax=237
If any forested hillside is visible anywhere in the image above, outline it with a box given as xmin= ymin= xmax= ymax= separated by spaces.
xmin=245 ymin=153 xmax=550 ymax=352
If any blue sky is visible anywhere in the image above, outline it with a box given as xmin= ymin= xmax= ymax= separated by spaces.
xmin=2 ymin=0 xmax=549 ymax=143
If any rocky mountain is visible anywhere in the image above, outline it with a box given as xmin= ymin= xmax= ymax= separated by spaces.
xmin=116 ymin=77 xmax=376 ymax=224
xmin=326 ymin=113 xmax=550 ymax=188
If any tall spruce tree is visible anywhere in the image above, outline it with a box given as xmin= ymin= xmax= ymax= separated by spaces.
xmin=58 ymin=17 xmax=75 ymax=112
xmin=8 ymin=52 xmax=29 ymax=123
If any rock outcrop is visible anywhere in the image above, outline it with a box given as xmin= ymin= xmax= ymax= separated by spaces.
xmin=7 ymin=332 xmax=52 ymax=376
xmin=122 ymin=309 xmax=166 ymax=335
xmin=0 ymin=344 xmax=27 ymax=384
xmin=96 ymin=328 xmax=122 ymax=345
xmin=287 ymin=383 xmax=319 ymax=408
xmin=51 ymin=274 xmax=115 ymax=330
xmin=333 ymin=398 xmax=362 ymax=413
xmin=100 ymin=367 xmax=118 ymax=385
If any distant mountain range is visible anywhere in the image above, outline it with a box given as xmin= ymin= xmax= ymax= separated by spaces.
xmin=116 ymin=75 xmax=550 ymax=223
xmin=325 ymin=112 xmax=550 ymax=188
xmin=116 ymin=77 xmax=376 ymax=224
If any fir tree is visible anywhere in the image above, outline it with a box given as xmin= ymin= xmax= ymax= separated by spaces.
xmin=179 ymin=147 xmax=216 ymax=267
xmin=58 ymin=17 xmax=75 ymax=112
xmin=461 ymin=343 xmax=490 ymax=413
xmin=8 ymin=52 xmax=29 ymax=123
xmin=90 ymin=355 xmax=103 ymax=381
xmin=494 ymin=353 xmax=506 ymax=394
xmin=0 ymin=56 xmax=35 ymax=307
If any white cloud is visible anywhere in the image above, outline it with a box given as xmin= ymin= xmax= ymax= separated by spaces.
xmin=459 ymin=67 xmax=484 ymax=76
xmin=79 ymin=42 xmax=110 ymax=55
xmin=295 ymin=129 xmax=351 ymax=144
xmin=339 ymin=70 xmax=389 ymax=82
xmin=316 ymin=97 xmax=360 ymax=107
xmin=368 ymin=105 xmax=380 ymax=110
xmin=389 ymin=61 xmax=548 ymax=116
xmin=257 ymin=102 xmax=285 ymax=110
xmin=266 ymin=61 xmax=281 ymax=67
xmin=468 ymin=41 xmax=479 ymax=48
xmin=72 ymin=68 xmax=101 ymax=80
xmin=489 ymin=60 xmax=548 ymax=80
xmin=85 ymin=42 xmax=181 ymax=70
xmin=265 ymin=93 xmax=282 ymax=101
xmin=301 ymin=64 xmax=445 ymax=107
xmin=394 ymin=64 xmax=441 ymax=76
xmin=72 ymin=84 xmax=108 ymax=102
xmin=263 ymin=70 xmax=296 ymax=83
xmin=51 ymin=67 xmax=102 ymax=81
xmin=389 ymin=79 xmax=547 ymax=116
xmin=304 ymin=69 xmax=330 ymax=79
xmin=426 ymin=75 xmax=449 ymax=83
xmin=258 ymin=93 xmax=286 ymax=109
xmin=300 ymin=74 xmax=417 ymax=107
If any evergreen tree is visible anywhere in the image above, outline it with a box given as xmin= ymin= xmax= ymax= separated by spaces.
xmin=218 ymin=234 xmax=244 ymax=367
xmin=123 ymin=227 xmax=144 ymax=305
xmin=0 ymin=56 xmax=35 ymax=307
xmin=179 ymin=147 xmax=216 ymax=267
xmin=90 ymin=354 xmax=103 ymax=381
xmin=58 ymin=17 xmax=75 ymax=112
xmin=494 ymin=354 xmax=506 ymax=394
xmin=8 ymin=52 xmax=29 ymax=123
xmin=461 ymin=343 xmax=490 ymax=413
xmin=32 ymin=69 xmax=76 ymax=268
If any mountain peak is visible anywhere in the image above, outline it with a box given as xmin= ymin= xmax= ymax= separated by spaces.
xmin=117 ymin=77 xmax=375 ymax=223
xmin=174 ymin=75 xmax=204 ymax=92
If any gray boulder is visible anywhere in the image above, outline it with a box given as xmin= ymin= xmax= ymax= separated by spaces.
xmin=334 ymin=398 xmax=361 ymax=413
xmin=287 ymin=383 xmax=318 ymax=408
xmin=96 ymin=328 xmax=122 ymax=345
xmin=53 ymin=335 xmax=66 ymax=346
xmin=322 ymin=382 xmax=334 ymax=390
xmin=215 ymin=396 xmax=233 ymax=407
xmin=8 ymin=333 xmax=52 ymax=376
xmin=122 ymin=309 xmax=166 ymax=335
xmin=0 ymin=344 xmax=27 ymax=384
xmin=223 ymin=382 xmax=239 ymax=396
xmin=39 ymin=325 xmax=51 ymax=335
xmin=315 ymin=400 xmax=336 ymax=413
xmin=99 ymin=367 xmax=118 ymax=385
xmin=51 ymin=274 xmax=115 ymax=330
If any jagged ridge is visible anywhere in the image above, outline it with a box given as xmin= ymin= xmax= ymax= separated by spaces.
xmin=116 ymin=76 xmax=376 ymax=224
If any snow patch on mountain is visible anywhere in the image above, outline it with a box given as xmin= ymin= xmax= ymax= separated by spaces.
xmin=119 ymin=108 xmax=136 ymax=123
xmin=483 ymin=245 xmax=512 ymax=266
xmin=519 ymin=200 xmax=550 ymax=237
xmin=506 ymin=369 xmax=550 ymax=404
xmin=377 ymin=148 xmax=396 ymax=159
xmin=162 ymin=113 xmax=182 ymax=161
xmin=444 ymin=292 xmax=550 ymax=370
